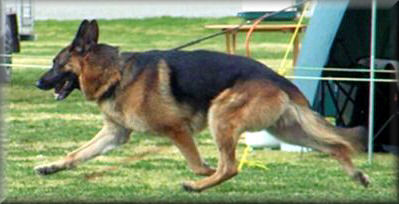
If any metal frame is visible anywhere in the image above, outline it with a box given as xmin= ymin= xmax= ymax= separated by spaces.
xmin=368 ymin=0 xmax=377 ymax=163
xmin=315 ymin=80 xmax=358 ymax=127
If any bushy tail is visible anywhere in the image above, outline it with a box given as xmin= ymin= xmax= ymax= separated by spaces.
xmin=289 ymin=103 xmax=367 ymax=154
xmin=335 ymin=126 xmax=368 ymax=151
xmin=275 ymin=102 xmax=370 ymax=187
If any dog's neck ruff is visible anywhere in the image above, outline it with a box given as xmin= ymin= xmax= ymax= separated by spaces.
xmin=99 ymin=82 xmax=119 ymax=101
xmin=99 ymin=56 xmax=124 ymax=101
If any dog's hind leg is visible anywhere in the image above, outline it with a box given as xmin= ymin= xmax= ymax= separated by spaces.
xmin=269 ymin=103 xmax=370 ymax=187
xmin=182 ymin=82 xmax=289 ymax=192
xmin=329 ymin=146 xmax=370 ymax=187
xmin=166 ymin=127 xmax=215 ymax=176
xmin=34 ymin=117 xmax=131 ymax=175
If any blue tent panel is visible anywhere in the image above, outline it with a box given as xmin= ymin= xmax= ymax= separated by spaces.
xmin=292 ymin=0 xmax=349 ymax=106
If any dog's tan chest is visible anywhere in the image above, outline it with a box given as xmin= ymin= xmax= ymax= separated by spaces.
xmin=99 ymin=100 xmax=151 ymax=132
xmin=125 ymin=113 xmax=151 ymax=132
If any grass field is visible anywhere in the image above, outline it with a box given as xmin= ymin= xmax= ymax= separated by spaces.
xmin=3 ymin=17 xmax=398 ymax=203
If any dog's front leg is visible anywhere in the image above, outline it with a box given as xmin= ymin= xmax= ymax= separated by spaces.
xmin=34 ymin=119 xmax=131 ymax=175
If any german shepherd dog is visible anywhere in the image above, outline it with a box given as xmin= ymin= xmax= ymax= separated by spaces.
xmin=35 ymin=20 xmax=369 ymax=192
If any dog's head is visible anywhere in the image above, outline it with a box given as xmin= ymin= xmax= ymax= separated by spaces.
xmin=37 ymin=19 xmax=116 ymax=101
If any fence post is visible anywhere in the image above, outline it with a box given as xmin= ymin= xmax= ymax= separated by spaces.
xmin=0 ymin=0 xmax=5 ymax=202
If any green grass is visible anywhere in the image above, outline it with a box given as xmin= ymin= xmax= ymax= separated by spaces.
xmin=4 ymin=17 xmax=398 ymax=203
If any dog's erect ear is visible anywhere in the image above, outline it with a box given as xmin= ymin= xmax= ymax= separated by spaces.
xmin=71 ymin=19 xmax=99 ymax=54
xmin=89 ymin=20 xmax=99 ymax=44
xmin=74 ymin=20 xmax=90 ymax=41
xmin=72 ymin=20 xmax=90 ymax=53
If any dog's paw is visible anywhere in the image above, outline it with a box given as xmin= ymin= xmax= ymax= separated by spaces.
xmin=182 ymin=181 xmax=202 ymax=193
xmin=353 ymin=170 xmax=370 ymax=188
xmin=194 ymin=167 xmax=216 ymax=176
xmin=34 ymin=164 xmax=60 ymax=175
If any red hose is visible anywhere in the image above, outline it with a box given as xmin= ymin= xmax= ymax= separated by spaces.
xmin=245 ymin=18 xmax=264 ymax=57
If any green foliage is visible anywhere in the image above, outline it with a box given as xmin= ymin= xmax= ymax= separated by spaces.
xmin=4 ymin=17 xmax=397 ymax=203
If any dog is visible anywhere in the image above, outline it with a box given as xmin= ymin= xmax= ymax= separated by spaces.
xmin=35 ymin=19 xmax=369 ymax=192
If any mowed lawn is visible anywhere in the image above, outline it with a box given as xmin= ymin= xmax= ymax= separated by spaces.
xmin=4 ymin=17 xmax=397 ymax=203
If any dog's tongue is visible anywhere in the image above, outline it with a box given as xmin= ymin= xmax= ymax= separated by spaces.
xmin=55 ymin=92 xmax=66 ymax=101
xmin=54 ymin=79 xmax=74 ymax=101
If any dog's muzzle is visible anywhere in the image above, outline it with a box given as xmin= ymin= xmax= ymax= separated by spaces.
xmin=36 ymin=78 xmax=52 ymax=90
xmin=37 ymin=70 xmax=80 ymax=100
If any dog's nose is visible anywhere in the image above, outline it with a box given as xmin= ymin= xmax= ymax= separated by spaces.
xmin=36 ymin=78 xmax=55 ymax=90
xmin=36 ymin=79 xmax=45 ymax=89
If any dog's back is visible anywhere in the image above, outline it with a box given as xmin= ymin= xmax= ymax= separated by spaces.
xmin=124 ymin=49 xmax=309 ymax=112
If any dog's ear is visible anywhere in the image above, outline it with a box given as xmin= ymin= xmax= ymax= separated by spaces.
xmin=71 ymin=20 xmax=90 ymax=53
xmin=71 ymin=19 xmax=99 ymax=54
xmin=74 ymin=20 xmax=90 ymax=41
xmin=88 ymin=20 xmax=99 ymax=44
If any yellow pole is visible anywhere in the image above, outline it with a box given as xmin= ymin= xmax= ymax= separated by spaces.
xmin=238 ymin=133 xmax=250 ymax=172
xmin=279 ymin=1 xmax=311 ymax=76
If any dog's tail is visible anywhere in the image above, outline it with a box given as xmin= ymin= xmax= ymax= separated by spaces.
xmin=282 ymin=103 xmax=367 ymax=154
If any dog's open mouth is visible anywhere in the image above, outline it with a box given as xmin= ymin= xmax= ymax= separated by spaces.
xmin=53 ymin=74 xmax=79 ymax=101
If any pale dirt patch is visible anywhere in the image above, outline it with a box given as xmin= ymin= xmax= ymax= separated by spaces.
xmin=143 ymin=29 xmax=192 ymax=36
xmin=21 ymin=41 xmax=69 ymax=47
xmin=9 ymin=140 xmax=86 ymax=152
xmin=11 ymin=65 xmax=50 ymax=70
xmin=97 ymin=42 xmax=133 ymax=47
xmin=236 ymin=43 xmax=289 ymax=52
xmin=8 ymin=177 xmax=75 ymax=189
xmin=9 ymin=155 xmax=60 ymax=162
xmin=9 ymin=103 xmax=57 ymax=111
xmin=6 ymin=112 xmax=102 ymax=122
xmin=13 ymin=58 xmax=52 ymax=66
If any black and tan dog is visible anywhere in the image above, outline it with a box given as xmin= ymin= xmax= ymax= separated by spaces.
xmin=35 ymin=20 xmax=369 ymax=192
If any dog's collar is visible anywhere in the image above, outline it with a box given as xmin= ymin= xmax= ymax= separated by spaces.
xmin=99 ymin=82 xmax=119 ymax=101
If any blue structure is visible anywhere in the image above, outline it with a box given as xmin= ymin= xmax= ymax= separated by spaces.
xmin=292 ymin=0 xmax=398 ymax=152
xmin=293 ymin=0 xmax=349 ymax=103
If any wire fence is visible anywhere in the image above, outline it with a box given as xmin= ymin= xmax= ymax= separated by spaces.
xmin=1 ymin=49 xmax=397 ymax=85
